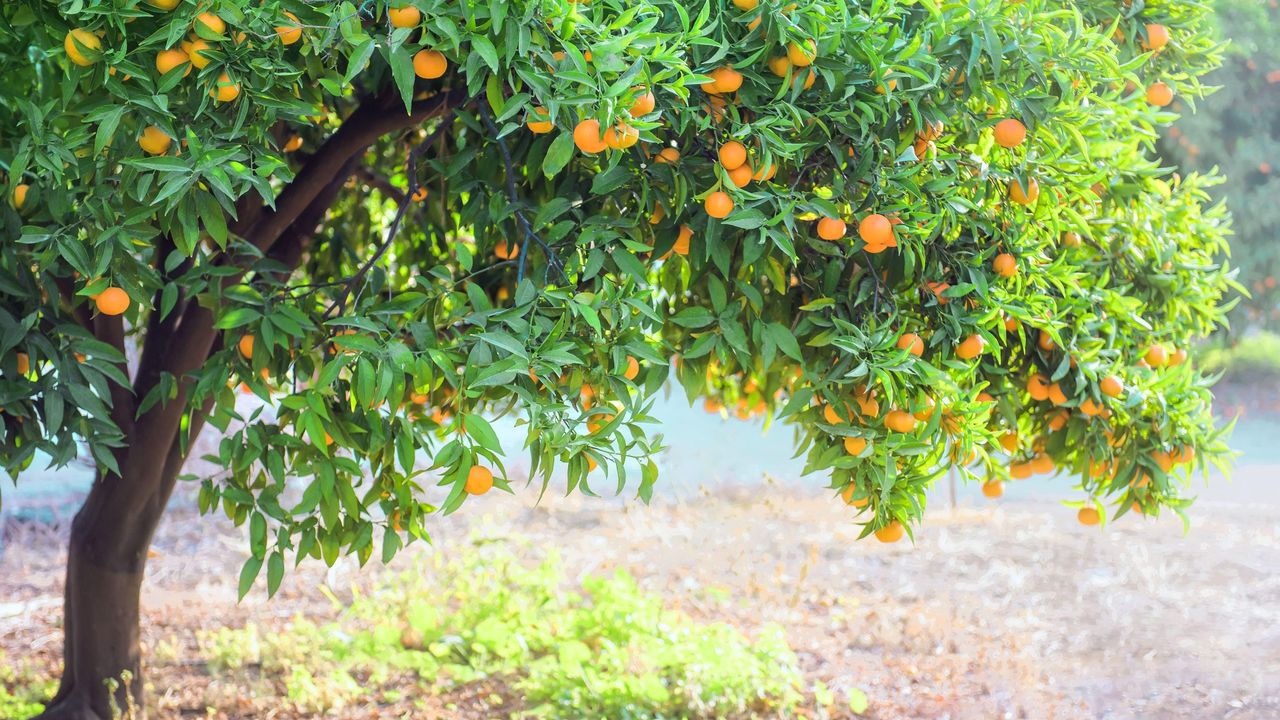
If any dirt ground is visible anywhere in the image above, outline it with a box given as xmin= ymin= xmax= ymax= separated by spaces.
xmin=3 ymin=475 xmax=1278 ymax=720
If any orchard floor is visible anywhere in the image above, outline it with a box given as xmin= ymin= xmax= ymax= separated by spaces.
xmin=2 ymin=481 xmax=1279 ymax=720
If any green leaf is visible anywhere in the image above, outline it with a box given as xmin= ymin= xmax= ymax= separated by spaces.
xmin=543 ymin=132 xmax=575 ymax=178
xmin=237 ymin=556 xmax=263 ymax=601
xmin=463 ymin=414 xmax=503 ymax=454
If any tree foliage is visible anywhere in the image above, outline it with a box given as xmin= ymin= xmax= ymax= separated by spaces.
xmin=0 ymin=0 xmax=1236 ymax=601
xmin=1160 ymin=0 xmax=1273 ymax=329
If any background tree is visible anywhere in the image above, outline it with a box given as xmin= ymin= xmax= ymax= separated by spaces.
xmin=0 ymin=0 xmax=1235 ymax=717
xmin=1160 ymin=0 xmax=1273 ymax=331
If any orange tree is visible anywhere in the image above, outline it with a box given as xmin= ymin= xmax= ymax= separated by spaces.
xmin=1160 ymin=0 xmax=1274 ymax=329
xmin=0 ymin=0 xmax=1235 ymax=716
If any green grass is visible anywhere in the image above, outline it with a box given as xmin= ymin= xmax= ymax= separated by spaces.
xmin=0 ymin=651 xmax=56 ymax=719
xmin=200 ymin=539 xmax=810 ymax=718
xmin=1199 ymin=331 xmax=1280 ymax=379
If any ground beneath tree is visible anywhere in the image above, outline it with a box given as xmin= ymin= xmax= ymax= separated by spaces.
xmin=2 ymin=478 xmax=1278 ymax=719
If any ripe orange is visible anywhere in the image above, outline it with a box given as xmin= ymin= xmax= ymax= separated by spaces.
xmin=276 ymin=12 xmax=302 ymax=45
xmin=283 ymin=134 xmax=303 ymax=152
xmin=1030 ymin=452 xmax=1055 ymax=475
xmin=1037 ymin=330 xmax=1055 ymax=352
xmin=1008 ymin=177 xmax=1039 ymax=205
xmin=1077 ymin=506 xmax=1101 ymax=526
xmin=955 ymin=334 xmax=986 ymax=360
xmin=1168 ymin=347 xmax=1187 ymax=366
xmin=885 ymin=409 xmax=916 ymax=433
xmin=146 ymin=0 xmax=180 ymax=9
xmin=623 ymin=355 xmax=640 ymax=380
xmin=1175 ymin=445 xmax=1196 ymax=464
xmin=182 ymin=37 xmax=213 ymax=68
xmin=874 ymin=521 xmax=905 ymax=543
xmin=155 ymin=48 xmax=191 ymax=76
xmin=1100 ymin=375 xmax=1123 ymax=397
xmin=412 ymin=187 xmax=428 ymax=202
xmin=138 ymin=126 xmax=171 ymax=155
xmin=719 ymin=141 xmax=747 ymax=169
xmin=1010 ymin=462 xmax=1033 ymax=480
xmin=238 ymin=335 xmax=254 ymax=359
xmin=602 ymin=123 xmax=639 ymax=149
xmin=897 ymin=333 xmax=924 ymax=357
xmin=388 ymin=5 xmax=422 ymax=28
xmin=752 ymin=162 xmax=777 ymax=181
xmin=913 ymin=395 xmax=935 ymax=422
xmin=843 ymin=436 xmax=867 ymax=456
xmin=787 ymin=39 xmax=816 ymax=67
xmin=1047 ymin=410 xmax=1068 ymax=432
xmin=65 ymin=29 xmax=102 ymax=67
xmin=1144 ymin=344 xmax=1167 ymax=367
xmin=704 ymin=66 xmax=743 ymax=94
xmin=822 ymin=402 xmax=848 ymax=425
xmin=572 ymin=119 xmax=607 ymax=154
xmin=527 ymin=107 xmax=554 ymax=134
xmin=1061 ymin=231 xmax=1082 ymax=248
xmin=1143 ymin=23 xmax=1170 ymax=51
xmin=656 ymin=147 xmax=680 ymax=164
xmin=465 ymin=465 xmax=494 ymax=495
xmin=992 ymin=252 xmax=1017 ymax=278
xmin=704 ymin=397 xmax=723 ymax=414
xmin=210 ymin=72 xmax=240 ymax=102
xmin=858 ymin=213 xmax=893 ymax=247
xmin=1027 ymin=374 xmax=1050 ymax=401
xmin=413 ymin=49 xmax=448 ymax=79
xmin=993 ymin=118 xmax=1026 ymax=148
xmin=1146 ymin=82 xmax=1173 ymax=107
xmin=1079 ymin=398 xmax=1103 ymax=416
xmin=16 ymin=352 xmax=30 ymax=375
xmin=727 ymin=163 xmax=752 ymax=188
xmin=998 ymin=432 xmax=1018 ymax=453
xmin=981 ymin=480 xmax=1004 ymax=498
xmin=629 ymin=88 xmax=656 ymax=117
xmin=494 ymin=239 xmax=519 ymax=260
xmin=12 ymin=184 xmax=29 ymax=210
xmin=918 ymin=120 xmax=944 ymax=142
xmin=817 ymin=217 xmax=846 ymax=241
xmin=841 ymin=484 xmax=869 ymax=507
xmin=1047 ymin=382 xmax=1067 ymax=406
xmin=194 ymin=12 xmax=226 ymax=35
xmin=585 ymin=454 xmax=598 ymax=473
xmin=95 ymin=287 xmax=130 ymax=315
xmin=768 ymin=55 xmax=791 ymax=77
xmin=704 ymin=191 xmax=734 ymax=219
xmin=672 ymin=225 xmax=694 ymax=256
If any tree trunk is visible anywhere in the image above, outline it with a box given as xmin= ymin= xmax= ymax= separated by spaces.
xmin=33 ymin=446 xmax=185 ymax=720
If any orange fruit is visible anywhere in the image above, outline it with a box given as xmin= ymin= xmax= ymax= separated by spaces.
xmin=673 ymin=225 xmax=693 ymax=256
xmin=1047 ymin=382 xmax=1067 ymax=406
xmin=629 ymin=88 xmax=656 ymax=117
xmin=704 ymin=397 xmax=723 ymax=414
xmin=752 ymin=162 xmax=777 ymax=181
xmin=282 ymin=134 xmax=304 ymax=152
xmin=1168 ymin=347 xmax=1187 ymax=367
xmin=494 ymin=239 xmax=519 ymax=260
xmin=1144 ymin=344 xmax=1167 ymax=367
xmin=1143 ymin=24 xmax=1170 ymax=51
xmin=981 ymin=480 xmax=1003 ymax=498
xmin=874 ymin=521 xmax=905 ymax=543
xmin=1146 ymin=82 xmax=1173 ymax=107
xmin=1010 ymin=462 xmax=1033 ymax=480
xmin=1027 ymin=374 xmax=1050 ymax=401
xmin=913 ymin=395 xmax=935 ymax=422
xmin=572 ymin=119 xmax=607 ymax=154
xmin=1151 ymin=449 xmax=1175 ymax=472
xmin=993 ymin=118 xmax=1026 ymax=148
xmin=656 ymin=147 xmax=680 ymax=164
xmin=998 ymin=432 xmax=1018 ymax=454
xmin=704 ymin=66 xmax=743 ymax=94
xmin=858 ymin=214 xmax=893 ymax=247
xmin=992 ymin=252 xmax=1017 ymax=278
xmin=465 ymin=465 xmax=494 ymax=495
xmin=1175 ymin=445 xmax=1196 ymax=464
xmin=1008 ymin=177 xmax=1039 ymax=205
xmin=16 ymin=352 xmax=30 ymax=375
xmin=843 ymin=436 xmax=867 ymax=456
xmin=897 ymin=333 xmax=924 ymax=357
xmin=411 ymin=187 xmax=428 ymax=202
xmin=1100 ymin=375 xmax=1123 ymax=397
xmin=527 ymin=107 xmax=554 ymax=134
xmin=816 ymin=217 xmax=846 ymax=241
xmin=1047 ymin=410 xmax=1068 ymax=432
xmin=1079 ymin=398 xmax=1103 ymax=416
xmin=1037 ymin=330 xmax=1055 ymax=351
xmin=602 ymin=123 xmax=639 ymax=149
xmin=64 ymin=29 xmax=102 ymax=67
xmin=733 ymin=0 xmax=759 ymax=10
xmin=210 ymin=72 xmax=240 ymax=102
xmin=822 ymin=402 xmax=848 ymax=425
xmin=238 ymin=335 xmax=254 ymax=359
xmin=276 ymin=12 xmax=302 ymax=45
xmin=388 ymin=5 xmax=422 ymax=28
xmin=727 ymin=163 xmax=752 ymax=188
xmin=182 ymin=37 xmax=213 ymax=68
xmin=12 ymin=184 xmax=29 ymax=210
xmin=1061 ymin=231 xmax=1082 ymax=248
xmin=768 ymin=55 xmax=792 ymax=77
xmin=884 ymin=409 xmax=917 ymax=433
xmin=704 ymin=191 xmax=733 ymax=219
xmin=155 ymin=48 xmax=191 ymax=76
xmin=194 ymin=12 xmax=226 ymax=35
xmin=787 ymin=39 xmax=816 ymax=67
xmin=138 ymin=126 xmax=172 ymax=155
xmin=1030 ymin=452 xmax=1055 ymax=474
xmin=146 ymin=0 xmax=180 ymax=9
xmin=623 ymin=355 xmax=640 ymax=380
xmin=955 ymin=334 xmax=986 ymax=360
xmin=413 ymin=49 xmax=448 ymax=79
xmin=841 ymin=484 xmax=869 ymax=507
xmin=95 ymin=287 xmax=130 ymax=315
xmin=1077 ymin=506 xmax=1101 ymax=526
xmin=719 ymin=141 xmax=747 ymax=169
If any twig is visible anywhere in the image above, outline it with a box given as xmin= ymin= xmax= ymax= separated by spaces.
xmin=475 ymin=101 xmax=568 ymax=285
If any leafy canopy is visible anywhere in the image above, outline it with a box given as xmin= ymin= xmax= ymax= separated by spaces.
xmin=0 ymin=0 xmax=1235 ymax=595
